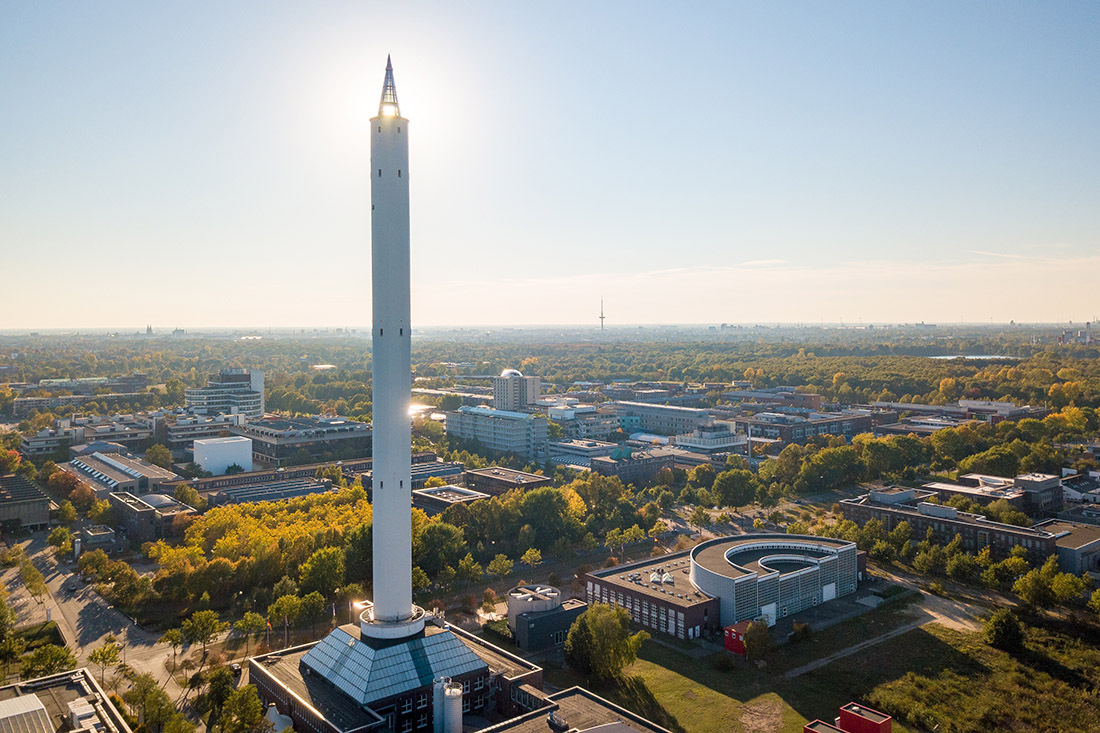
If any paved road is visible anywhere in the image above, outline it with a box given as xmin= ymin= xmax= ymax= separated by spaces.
xmin=5 ymin=535 xmax=187 ymax=700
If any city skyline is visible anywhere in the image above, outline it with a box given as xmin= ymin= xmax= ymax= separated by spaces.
xmin=2 ymin=2 xmax=1098 ymax=328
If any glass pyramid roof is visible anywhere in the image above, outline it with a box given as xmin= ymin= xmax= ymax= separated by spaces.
xmin=301 ymin=627 xmax=486 ymax=704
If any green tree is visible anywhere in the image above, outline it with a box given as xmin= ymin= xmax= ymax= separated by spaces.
xmin=0 ymin=637 xmax=26 ymax=676
xmin=57 ymin=500 xmax=77 ymax=525
xmin=564 ymin=604 xmax=649 ymax=684
xmin=690 ymin=506 xmax=710 ymax=529
xmin=21 ymin=644 xmax=76 ymax=678
xmin=744 ymin=621 xmax=774 ymax=660
xmin=985 ymin=608 xmax=1024 ymax=653
xmin=414 ymin=522 xmax=466 ymax=576
xmin=487 ymin=554 xmax=513 ymax=578
xmin=299 ymin=547 xmax=345 ymax=598
xmin=219 ymin=685 xmax=268 ymax=733
xmin=234 ymin=612 xmax=267 ymax=654
xmin=456 ymin=553 xmax=482 ymax=584
xmin=145 ymin=444 xmax=173 ymax=469
xmin=89 ymin=637 xmax=122 ymax=684
xmin=713 ymin=469 xmax=758 ymax=511
xmin=520 ymin=548 xmax=542 ymax=568
xmin=267 ymin=595 xmax=302 ymax=626
xmin=182 ymin=610 xmax=228 ymax=656
xmin=159 ymin=628 xmax=183 ymax=667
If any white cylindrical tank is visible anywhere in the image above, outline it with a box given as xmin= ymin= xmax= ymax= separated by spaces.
xmin=432 ymin=677 xmax=449 ymax=733
xmin=443 ymin=682 xmax=462 ymax=733
xmin=505 ymin=586 xmax=562 ymax=632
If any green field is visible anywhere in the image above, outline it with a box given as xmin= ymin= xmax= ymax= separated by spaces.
xmin=551 ymin=611 xmax=1100 ymax=733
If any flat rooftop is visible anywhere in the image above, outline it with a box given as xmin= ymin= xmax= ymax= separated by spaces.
xmin=464 ymin=467 xmax=549 ymax=484
xmin=478 ymin=686 xmax=671 ymax=733
xmin=0 ymin=668 xmax=132 ymax=733
xmin=841 ymin=702 xmax=891 ymax=723
xmin=0 ymin=474 xmax=49 ymax=505
xmin=590 ymin=552 xmax=713 ymax=608
xmin=1034 ymin=520 xmax=1100 ymax=549
xmin=923 ymin=481 xmax=1024 ymax=500
xmin=692 ymin=535 xmax=853 ymax=580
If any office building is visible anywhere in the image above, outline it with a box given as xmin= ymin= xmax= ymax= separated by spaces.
xmin=958 ymin=472 xmax=1064 ymax=514
xmin=107 ymin=492 xmax=196 ymax=541
xmin=730 ymin=410 xmax=875 ymax=445
xmin=211 ymin=478 xmax=335 ymax=506
xmin=186 ymin=368 xmax=265 ymax=418
xmin=445 ymin=406 xmax=549 ymax=461
xmin=463 ymin=467 xmax=552 ymax=496
xmin=411 ymin=485 xmax=490 ymax=516
xmin=63 ymin=451 xmax=180 ymax=496
xmin=604 ymin=401 xmax=710 ymax=436
xmin=0 ymin=474 xmax=50 ymax=531
xmin=671 ymin=421 xmax=748 ymax=454
xmin=590 ymin=448 xmax=674 ymax=485
xmin=1034 ymin=519 xmax=1100 ymax=574
xmin=841 ymin=487 xmax=1056 ymax=562
xmin=492 ymin=369 xmax=540 ymax=411
xmin=547 ymin=439 xmax=617 ymax=468
xmin=165 ymin=412 xmax=246 ymax=456
xmin=230 ymin=416 xmax=372 ymax=467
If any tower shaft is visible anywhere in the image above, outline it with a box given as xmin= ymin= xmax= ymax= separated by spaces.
xmin=370 ymin=65 xmax=413 ymax=625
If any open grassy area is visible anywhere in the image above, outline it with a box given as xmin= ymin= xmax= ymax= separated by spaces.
xmin=564 ymin=609 xmax=1100 ymax=733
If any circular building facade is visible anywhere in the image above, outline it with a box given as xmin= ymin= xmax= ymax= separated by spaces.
xmin=689 ymin=534 xmax=858 ymax=627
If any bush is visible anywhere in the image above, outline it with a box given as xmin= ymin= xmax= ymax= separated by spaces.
xmin=711 ymin=653 xmax=735 ymax=671
xmin=790 ymin=622 xmax=812 ymax=642
xmin=985 ymin=609 xmax=1023 ymax=653
xmin=927 ymin=581 xmax=946 ymax=596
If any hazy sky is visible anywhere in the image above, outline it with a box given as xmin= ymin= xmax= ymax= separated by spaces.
xmin=2 ymin=2 xmax=1098 ymax=329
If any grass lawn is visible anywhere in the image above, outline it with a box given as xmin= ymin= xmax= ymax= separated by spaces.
xmin=14 ymin=621 xmax=64 ymax=650
xmin=579 ymin=610 xmax=1100 ymax=733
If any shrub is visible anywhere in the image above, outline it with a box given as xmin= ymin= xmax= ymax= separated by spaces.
xmin=985 ymin=609 xmax=1023 ymax=653
xmin=790 ymin=622 xmax=812 ymax=642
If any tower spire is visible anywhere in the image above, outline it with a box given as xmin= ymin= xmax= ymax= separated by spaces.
xmin=378 ymin=55 xmax=400 ymax=117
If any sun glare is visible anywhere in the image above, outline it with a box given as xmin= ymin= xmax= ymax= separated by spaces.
xmin=381 ymin=103 xmax=398 ymax=117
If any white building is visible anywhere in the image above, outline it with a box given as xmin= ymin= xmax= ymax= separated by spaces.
xmin=492 ymin=369 xmax=540 ymax=411
xmin=445 ymin=406 xmax=549 ymax=461
xmin=185 ymin=368 xmax=264 ymax=418
xmin=671 ymin=421 xmax=748 ymax=454
xmin=194 ymin=436 xmax=253 ymax=475
xmin=548 ymin=439 xmax=617 ymax=468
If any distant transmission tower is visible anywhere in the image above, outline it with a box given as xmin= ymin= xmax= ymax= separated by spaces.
xmin=600 ymin=298 xmax=606 ymax=332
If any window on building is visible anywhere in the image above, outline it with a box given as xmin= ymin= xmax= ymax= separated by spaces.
xmin=417 ymin=693 xmax=428 ymax=709
xmin=401 ymin=699 xmax=412 ymax=714
xmin=401 ymin=720 xmax=412 ymax=733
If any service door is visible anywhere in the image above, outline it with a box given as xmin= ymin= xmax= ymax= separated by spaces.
xmin=759 ymin=603 xmax=777 ymax=627
xmin=823 ymin=582 xmax=836 ymax=602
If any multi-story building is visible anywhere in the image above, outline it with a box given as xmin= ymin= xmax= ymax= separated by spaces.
xmin=64 ymin=451 xmax=181 ymax=496
xmin=671 ymin=421 xmax=748 ymax=454
xmin=958 ymin=472 xmax=1064 ymax=515
xmin=547 ymin=404 xmax=621 ymax=441
xmin=11 ymin=392 xmax=148 ymax=416
xmin=492 ymin=369 xmax=540 ymax=411
xmin=107 ymin=492 xmax=196 ymax=541
xmin=165 ymin=412 xmax=246 ymax=456
xmin=1034 ymin=520 xmax=1100 ymax=574
xmin=0 ymin=474 xmax=51 ymax=531
xmin=185 ymin=368 xmax=264 ymax=418
xmin=411 ymin=485 xmax=491 ymax=516
xmin=590 ymin=448 xmax=675 ymax=485
xmin=547 ymin=439 xmax=617 ymax=468
xmin=585 ymin=533 xmax=860 ymax=637
xmin=604 ymin=401 xmax=711 ymax=436
xmin=870 ymin=399 xmax=1048 ymax=425
xmin=841 ymin=487 xmax=1056 ymax=562
xmin=723 ymin=387 xmax=824 ymax=410
xmin=230 ymin=415 xmax=372 ymax=467
xmin=463 ymin=467 xmax=552 ymax=496
xmin=730 ymin=410 xmax=875 ymax=445
xmin=194 ymin=436 xmax=253 ymax=475
xmin=68 ymin=413 xmax=159 ymax=451
xmin=0 ymin=668 xmax=133 ymax=733
xmin=445 ymin=406 xmax=548 ymax=461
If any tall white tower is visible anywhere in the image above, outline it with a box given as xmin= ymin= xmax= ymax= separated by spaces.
xmin=365 ymin=57 xmax=423 ymax=638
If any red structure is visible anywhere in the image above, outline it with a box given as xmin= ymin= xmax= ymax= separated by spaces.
xmin=837 ymin=703 xmax=892 ymax=733
xmin=724 ymin=621 xmax=751 ymax=655
xmin=803 ymin=723 xmax=845 ymax=733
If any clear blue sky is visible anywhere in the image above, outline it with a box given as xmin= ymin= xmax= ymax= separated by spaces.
xmin=2 ymin=2 xmax=1098 ymax=328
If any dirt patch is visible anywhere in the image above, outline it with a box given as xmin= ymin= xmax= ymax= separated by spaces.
xmin=739 ymin=695 xmax=782 ymax=733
